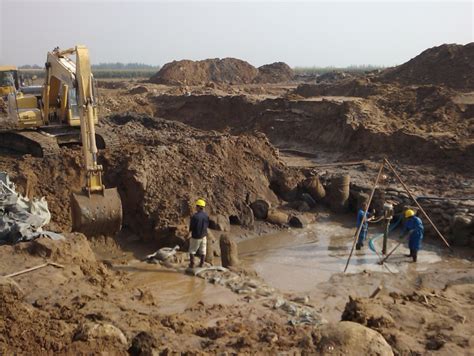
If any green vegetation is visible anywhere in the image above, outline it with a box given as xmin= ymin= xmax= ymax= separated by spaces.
xmin=293 ymin=65 xmax=385 ymax=74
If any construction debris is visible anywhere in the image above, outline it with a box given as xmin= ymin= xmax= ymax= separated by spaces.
xmin=0 ymin=172 xmax=63 ymax=244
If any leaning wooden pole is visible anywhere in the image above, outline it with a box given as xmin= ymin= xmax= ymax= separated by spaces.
xmin=384 ymin=158 xmax=452 ymax=250
xmin=343 ymin=161 xmax=385 ymax=273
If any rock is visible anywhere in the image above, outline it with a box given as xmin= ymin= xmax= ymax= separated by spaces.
xmin=209 ymin=214 xmax=230 ymax=232
xmin=266 ymin=210 xmax=289 ymax=226
xmin=74 ymin=322 xmax=127 ymax=345
xmin=450 ymin=214 xmax=474 ymax=247
xmin=300 ymin=193 xmax=317 ymax=208
xmin=205 ymin=230 xmax=215 ymax=264
xmin=129 ymin=331 xmax=159 ymax=356
xmin=327 ymin=174 xmax=350 ymax=213
xmin=314 ymin=321 xmax=394 ymax=356
xmin=289 ymin=215 xmax=310 ymax=228
xmin=357 ymin=192 xmax=370 ymax=210
xmin=220 ymin=234 xmax=240 ymax=267
xmin=342 ymin=296 xmax=395 ymax=328
xmin=304 ymin=176 xmax=326 ymax=201
xmin=239 ymin=203 xmax=255 ymax=228
xmin=250 ymin=199 xmax=270 ymax=219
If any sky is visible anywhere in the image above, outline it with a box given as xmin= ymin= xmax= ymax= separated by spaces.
xmin=0 ymin=0 xmax=473 ymax=67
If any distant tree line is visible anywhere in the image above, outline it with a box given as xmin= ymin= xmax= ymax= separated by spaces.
xmin=293 ymin=64 xmax=386 ymax=74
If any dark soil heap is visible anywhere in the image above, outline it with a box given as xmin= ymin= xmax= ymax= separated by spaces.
xmin=379 ymin=43 xmax=474 ymax=89
xmin=150 ymin=58 xmax=294 ymax=85
xmin=255 ymin=62 xmax=294 ymax=83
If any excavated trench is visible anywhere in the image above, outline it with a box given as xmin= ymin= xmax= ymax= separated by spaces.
xmin=151 ymin=93 xmax=474 ymax=170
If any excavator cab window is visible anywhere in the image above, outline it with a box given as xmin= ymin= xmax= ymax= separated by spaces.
xmin=0 ymin=70 xmax=18 ymax=90
xmin=68 ymin=87 xmax=80 ymax=120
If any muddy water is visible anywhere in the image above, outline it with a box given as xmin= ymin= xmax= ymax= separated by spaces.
xmin=113 ymin=261 xmax=238 ymax=314
xmin=239 ymin=211 xmax=458 ymax=294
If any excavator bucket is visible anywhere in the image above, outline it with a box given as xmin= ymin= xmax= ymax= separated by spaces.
xmin=70 ymin=188 xmax=122 ymax=237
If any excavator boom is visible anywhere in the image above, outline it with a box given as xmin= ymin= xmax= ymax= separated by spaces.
xmin=53 ymin=45 xmax=122 ymax=236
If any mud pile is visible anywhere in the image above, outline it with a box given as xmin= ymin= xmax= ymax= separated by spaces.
xmin=255 ymin=62 xmax=295 ymax=83
xmin=150 ymin=58 xmax=294 ymax=85
xmin=379 ymin=43 xmax=474 ymax=89
xmin=0 ymin=114 xmax=300 ymax=237
xmin=342 ymin=283 xmax=474 ymax=355
xmin=101 ymin=114 xmax=301 ymax=237
xmin=150 ymin=58 xmax=259 ymax=85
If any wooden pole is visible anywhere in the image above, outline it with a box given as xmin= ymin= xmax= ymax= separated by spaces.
xmin=344 ymin=161 xmax=385 ymax=273
xmin=4 ymin=262 xmax=64 ymax=278
xmin=384 ymin=158 xmax=452 ymax=250
xmin=378 ymin=241 xmax=403 ymax=264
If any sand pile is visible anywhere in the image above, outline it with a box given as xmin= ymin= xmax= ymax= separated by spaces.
xmin=150 ymin=58 xmax=294 ymax=85
xmin=379 ymin=43 xmax=474 ymax=89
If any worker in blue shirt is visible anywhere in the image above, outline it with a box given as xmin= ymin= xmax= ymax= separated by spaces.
xmin=356 ymin=202 xmax=374 ymax=250
xmin=400 ymin=209 xmax=424 ymax=262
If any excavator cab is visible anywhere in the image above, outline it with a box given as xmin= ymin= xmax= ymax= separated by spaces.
xmin=0 ymin=66 xmax=19 ymax=97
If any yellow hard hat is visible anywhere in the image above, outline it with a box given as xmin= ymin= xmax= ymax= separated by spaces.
xmin=195 ymin=199 xmax=206 ymax=207
xmin=404 ymin=209 xmax=415 ymax=218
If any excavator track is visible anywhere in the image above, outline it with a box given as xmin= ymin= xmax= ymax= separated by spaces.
xmin=0 ymin=130 xmax=60 ymax=157
xmin=0 ymin=128 xmax=107 ymax=158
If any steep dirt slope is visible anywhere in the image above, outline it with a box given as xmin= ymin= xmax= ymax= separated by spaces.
xmin=0 ymin=114 xmax=300 ymax=238
xmin=379 ymin=43 xmax=474 ymax=89
xmin=151 ymin=93 xmax=474 ymax=171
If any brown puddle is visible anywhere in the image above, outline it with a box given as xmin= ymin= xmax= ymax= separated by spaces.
xmin=113 ymin=261 xmax=238 ymax=314
xmin=239 ymin=212 xmax=466 ymax=294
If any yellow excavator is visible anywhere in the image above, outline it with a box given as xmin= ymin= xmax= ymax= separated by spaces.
xmin=1 ymin=46 xmax=122 ymax=237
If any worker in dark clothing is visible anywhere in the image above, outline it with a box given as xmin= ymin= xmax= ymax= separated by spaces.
xmin=356 ymin=202 xmax=374 ymax=250
xmin=400 ymin=209 xmax=424 ymax=262
xmin=188 ymin=199 xmax=209 ymax=268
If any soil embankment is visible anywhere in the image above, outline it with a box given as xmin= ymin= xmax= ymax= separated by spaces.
xmin=378 ymin=43 xmax=474 ymax=89
xmin=0 ymin=114 xmax=301 ymax=237
xmin=150 ymin=58 xmax=294 ymax=85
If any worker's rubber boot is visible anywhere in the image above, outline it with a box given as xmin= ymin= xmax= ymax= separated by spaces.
xmin=356 ymin=242 xmax=362 ymax=250
xmin=412 ymin=251 xmax=417 ymax=263
xmin=199 ymin=254 xmax=205 ymax=268
xmin=189 ymin=254 xmax=195 ymax=269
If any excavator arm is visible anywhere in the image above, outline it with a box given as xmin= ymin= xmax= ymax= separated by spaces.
xmin=46 ymin=45 xmax=122 ymax=236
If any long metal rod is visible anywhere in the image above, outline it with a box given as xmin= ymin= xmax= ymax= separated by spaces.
xmin=384 ymin=158 xmax=452 ymax=250
xmin=379 ymin=241 xmax=403 ymax=264
xmin=344 ymin=161 xmax=385 ymax=273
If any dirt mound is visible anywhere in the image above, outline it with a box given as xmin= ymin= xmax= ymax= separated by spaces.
xmin=150 ymin=58 xmax=294 ymax=85
xmin=314 ymin=321 xmax=393 ymax=355
xmin=379 ymin=43 xmax=474 ymax=89
xmin=341 ymin=285 xmax=474 ymax=355
xmin=150 ymin=58 xmax=259 ymax=85
xmin=101 ymin=114 xmax=300 ymax=237
xmin=151 ymin=92 xmax=474 ymax=171
xmin=0 ymin=114 xmax=301 ymax=237
xmin=255 ymin=62 xmax=294 ymax=83
xmin=0 ymin=235 xmax=127 ymax=354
